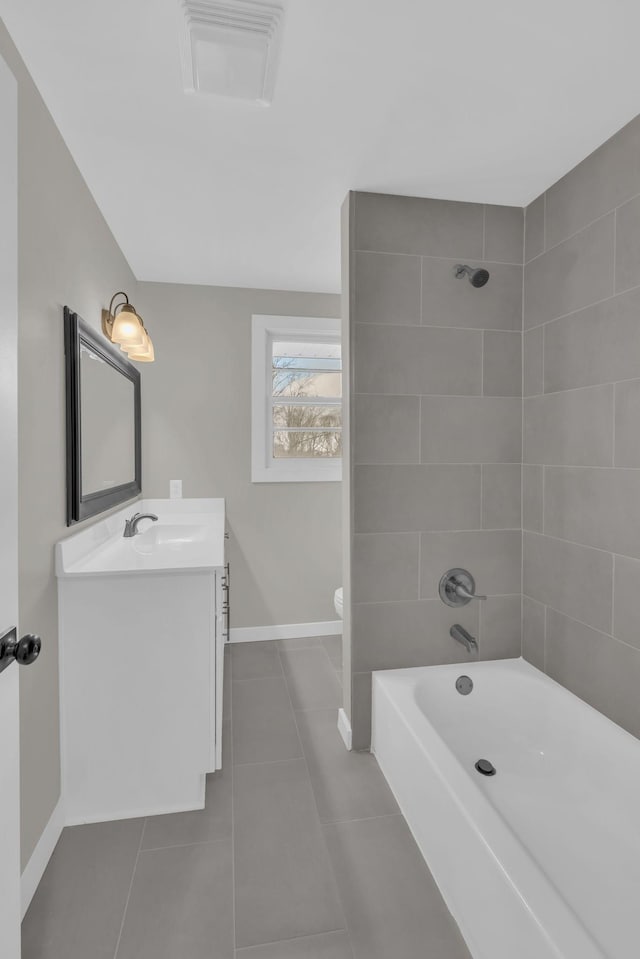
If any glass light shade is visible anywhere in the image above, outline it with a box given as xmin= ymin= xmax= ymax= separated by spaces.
xmin=126 ymin=332 xmax=155 ymax=363
xmin=111 ymin=304 xmax=145 ymax=347
xmin=122 ymin=326 xmax=149 ymax=354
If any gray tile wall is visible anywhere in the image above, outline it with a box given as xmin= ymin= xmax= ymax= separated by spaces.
xmin=522 ymin=114 xmax=640 ymax=737
xmin=346 ymin=191 xmax=524 ymax=748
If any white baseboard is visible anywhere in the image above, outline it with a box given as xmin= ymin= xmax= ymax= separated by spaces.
xmin=21 ymin=795 xmax=65 ymax=918
xmin=337 ymin=708 xmax=352 ymax=751
xmin=230 ymin=620 xmax=342 ymax=644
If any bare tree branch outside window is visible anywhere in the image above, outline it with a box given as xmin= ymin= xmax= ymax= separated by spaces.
xmin=272 ymin=352 xmax=342 ymax=459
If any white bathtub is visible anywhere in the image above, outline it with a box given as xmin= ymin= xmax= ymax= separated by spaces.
xmin=372 ymin=657 xmax=640 ymax=959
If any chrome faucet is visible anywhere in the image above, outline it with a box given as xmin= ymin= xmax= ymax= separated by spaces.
xmin=450 ymin=624 xmax=478 ymax=654
xmin=123 ymin=512 xmax=158 ymax=538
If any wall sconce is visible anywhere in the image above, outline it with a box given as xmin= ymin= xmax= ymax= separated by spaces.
xmin=101 ymin=292 xmax=155 ymax=363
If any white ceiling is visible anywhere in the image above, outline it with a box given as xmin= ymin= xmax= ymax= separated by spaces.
xmin=2 ymin=0 xmax=640 ymax=292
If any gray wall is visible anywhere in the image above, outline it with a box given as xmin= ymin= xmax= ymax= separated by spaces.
xmin=522 ymin=115 xmax=640 ymax=737
xmin=137 ymin=281 xmax=342 ymax=629
xmin=0 ymin=20 xmax=139 ymax=867
xmin=345 ymin=191 xmax=524 ymax=747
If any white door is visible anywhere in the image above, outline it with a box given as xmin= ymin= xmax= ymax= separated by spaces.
xmin=0 ymin=52 xmax=21 ymax=959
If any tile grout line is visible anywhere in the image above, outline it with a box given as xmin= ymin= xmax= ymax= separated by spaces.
xmin=353 ymin=248 xmax=520 ymax=266
xmin=112 ymin=817 xmax=147 ymax=959
xmin=275 ymin=643 xmax=355 ymax=956
xmin=236 ymin=929 xmax=352 ymax=956
xmin=141 ymin=837 xmax=232 ymax=854
xmin=525 ymin=597 xmax=640 ymax=658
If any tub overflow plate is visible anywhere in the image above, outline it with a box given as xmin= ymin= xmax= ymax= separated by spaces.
xmin=475 ymin=759 xmax=496 ymax=777
xmin=455 ymin=675 xmax=473 ymax=695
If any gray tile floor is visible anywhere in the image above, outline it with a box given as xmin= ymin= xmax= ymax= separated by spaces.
xmin=22 ymin=638 xmax=470 ymax=959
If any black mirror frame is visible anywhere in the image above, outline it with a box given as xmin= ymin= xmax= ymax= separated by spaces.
xmin=64 ymin=306 xmax=142 ymax=526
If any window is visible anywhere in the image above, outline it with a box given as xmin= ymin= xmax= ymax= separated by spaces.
xmin=252 ymin=315 xmax=342 ymax=482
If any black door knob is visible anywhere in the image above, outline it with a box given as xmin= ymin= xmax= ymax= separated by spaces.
xmin=16 ymin=634 xmax=42 ymax=666
xmin=0 ymin=627 xmax=42 ymax=674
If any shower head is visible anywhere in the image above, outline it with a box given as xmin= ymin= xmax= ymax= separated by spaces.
xmin=454 ymin=264 xmax=490 ymax=288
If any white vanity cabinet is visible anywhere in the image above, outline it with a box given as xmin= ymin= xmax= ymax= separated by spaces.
xmin=56 ymin=498 xmax=227 ymax=825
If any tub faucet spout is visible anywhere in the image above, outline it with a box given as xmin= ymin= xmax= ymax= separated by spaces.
xmin=450 ymin=624 xmax=478 ymax=654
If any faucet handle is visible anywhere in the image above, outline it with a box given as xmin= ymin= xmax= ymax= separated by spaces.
xmin=454 ymin=582 xmax=487 ymax=602
xmin=439 ymin=568 xmax=486 ymax=607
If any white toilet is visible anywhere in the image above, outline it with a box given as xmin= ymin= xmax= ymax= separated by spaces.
xmin=334 ymin=587 xmax=343 ymax=619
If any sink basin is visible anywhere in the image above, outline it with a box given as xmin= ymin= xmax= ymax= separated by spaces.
xmin=135 ymin=524 xmax=208 ymax=548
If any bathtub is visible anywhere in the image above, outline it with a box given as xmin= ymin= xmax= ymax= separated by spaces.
xmin=372 ymin=657 xmax=640 ymax=959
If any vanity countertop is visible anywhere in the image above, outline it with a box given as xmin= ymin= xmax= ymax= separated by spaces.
xmin=56 ymin=498 xmax=226 ymax=578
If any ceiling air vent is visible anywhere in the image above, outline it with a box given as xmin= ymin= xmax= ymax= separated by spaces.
xmin=180 ymin=0 xmax=284 ymax=104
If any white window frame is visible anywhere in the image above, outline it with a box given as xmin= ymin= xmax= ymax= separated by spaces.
xmin=251 ymin=314 xmax=342 ymax=483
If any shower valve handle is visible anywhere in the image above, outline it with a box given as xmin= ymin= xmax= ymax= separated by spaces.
xmin=439 ymin=569 xmax=486 ymax=607
xmin=454 ymin=582 xmax=487 ymax=602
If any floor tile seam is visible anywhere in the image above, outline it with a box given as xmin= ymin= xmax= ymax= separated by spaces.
xmin=232 ymin=755 xmax=305 ymax=771
xmin=231 ymin=671 xmax=285 ymax=684
xmin=112 ymin=815 xmax=147 ymax=959
xmin=321 ymin=811 xmax=408 ymax=833
xmin=275 ymin=644 xmax=355 ymax=955
xmin=319 ymin=812 xmax=404 ymax=827
xmin=139 ymin=836 xmax=233 ymax=854
xmin=233 ymin=927 xmax=351 ymax=954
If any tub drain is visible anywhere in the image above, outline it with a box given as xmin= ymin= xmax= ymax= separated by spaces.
xmin=475 ymin=759 xmax=496 ymax=776
xmin=455 ymin=675 xmax=473 ymax=695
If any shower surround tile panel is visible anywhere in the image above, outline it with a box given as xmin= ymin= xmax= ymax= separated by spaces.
xmin=481 ymin=463 xmax=522 ymax=530
xmin=345 ymin=190 xmax=524 ymax=748
xmin=483 ymin=205 xmax=524 ymax=264
xmin=420 ymin=395 xmax=522 ymax=463
xmin=354 ymin=251 xmax=421 ymax=325
xmin=543 ymin=114 xmax=640 ymax=249
xmin=354 ymin=192 xmax=484 ymax=258
xmin=420 ymin=258 xmax=523 ymax=330
xmin=543 ymin=466 xmax=640 ymax=559
xmin=354 ymin=323 xmax=482 ymax=395
xmin=353 ymin=394 xmax=420 ymax=465
xmin=353 ymin=464 xmax=481 ymax=534
xmin=524 ymin=194 xmax=545 ymax=262
xmin=545 ymin=609 xmax=640 ymax=739
xmin=543 ymin=287 xmax=640 ymax=392
xmin=523 ymin=386 xmax=614 ymax=466
xmin=615 ymin=193 xmax=640 ymax=291
xmin=522 ymin=595 xmax=546 ymax=671
xmin=523 ymin=531 xmax=613 ymax=634
xmin=352 ymin=532 xmax=420 ymax=603
xmin=523 ymin=213 xmax=615 ymax=328
xmin=525 ymin=116 xmax=640 ymax=737
xmin=419 ymin=530 xmax=522 ymax=598
xmin=482 ymin=331 xmax=522 ymax=396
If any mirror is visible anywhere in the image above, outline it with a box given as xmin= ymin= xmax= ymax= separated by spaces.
xmin=64 ymin=306 xmax=141 ymax=525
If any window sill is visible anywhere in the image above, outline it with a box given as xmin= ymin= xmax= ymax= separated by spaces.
xmin=252 ymin=464 xmax=342 ymax=483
